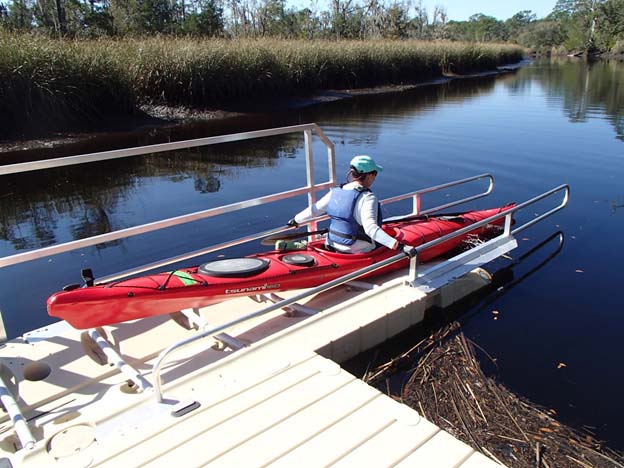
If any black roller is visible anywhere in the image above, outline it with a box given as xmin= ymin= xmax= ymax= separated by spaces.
xmin=198 ymin=258 xmax=270 ymax=277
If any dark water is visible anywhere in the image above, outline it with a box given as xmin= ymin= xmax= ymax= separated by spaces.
xmin=1 ymin=59 xmax=623 ymax=447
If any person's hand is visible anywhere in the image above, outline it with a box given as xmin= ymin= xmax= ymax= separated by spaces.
xmin=397 ymin=243 xmax=416 ymax=258
xmin=287 ymin=219 xmax=298 ymax=228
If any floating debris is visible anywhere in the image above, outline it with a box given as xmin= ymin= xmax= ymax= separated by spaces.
xmin=364 ymin=322 xmax=623 ymax=468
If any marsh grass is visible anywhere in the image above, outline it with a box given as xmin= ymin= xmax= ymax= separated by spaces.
xmin=0 ymin=33 xmax=524 ymax=137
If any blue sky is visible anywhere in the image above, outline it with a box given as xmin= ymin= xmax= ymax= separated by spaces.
xmin=0 ymin=0 xmax=557 ymax=22
xmin=418 ymin=0 xmax=558 ymax=21
xmin=293 ymin=0 xmax=558 ymax=22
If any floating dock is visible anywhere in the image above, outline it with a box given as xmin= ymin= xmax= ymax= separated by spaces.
xmin=0 ymin=124 xmax=568 ymax=467
xmin=2 ymin=266 xmax=503 ymax=467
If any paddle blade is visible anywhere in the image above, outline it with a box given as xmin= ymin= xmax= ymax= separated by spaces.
xmin=260 ymin=229 xmax=327 ymax=246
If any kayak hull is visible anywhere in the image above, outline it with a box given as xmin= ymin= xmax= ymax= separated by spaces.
xmin=47 ymin=205 xmax=513 ymax=329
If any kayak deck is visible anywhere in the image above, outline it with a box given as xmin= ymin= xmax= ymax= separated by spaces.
xmin=46 ymin=205 xmax=512 ymax=329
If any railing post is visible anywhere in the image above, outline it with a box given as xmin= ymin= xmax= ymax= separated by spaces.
xmin=408 ymin=254 xmax=419 ymax=284
xmin=413 ymin=193 xmax=421 ymax=216
xmin=304 ymin=129 xmax=317 ymax=233
xmin=312 ymin=124 xmax=336 ymax=186
xmin=504 ymin=213 xmax=513 ymax=236
xmin=0 ymin=373 xmax=35 ymax=450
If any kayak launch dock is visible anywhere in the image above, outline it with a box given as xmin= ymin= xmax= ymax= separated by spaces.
xmin=0 ymin=124 xmax=569 ymax=467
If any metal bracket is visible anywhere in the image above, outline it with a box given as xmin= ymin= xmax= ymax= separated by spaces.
xmin=257 ymin=293 xmax=320 ymax=317
xmin=407 ymin=235 xmax=518 ymax=292
xmin=212 ymin=333 xmax=248 ymax=351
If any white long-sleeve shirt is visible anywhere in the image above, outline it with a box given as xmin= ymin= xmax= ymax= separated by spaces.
xmin=293 ymin=182 xmax=399 ymax=253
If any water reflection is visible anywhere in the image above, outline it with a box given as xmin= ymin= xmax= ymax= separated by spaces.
xmin=3 ymin=60 xmax=623 ymax=255
xmin=342 ymin=229 xmax=566 ymax=392
xmin=0 ymin=78 xmax=502 ymax=255
xmin=515 ymin=59 xmax=624 ymax=141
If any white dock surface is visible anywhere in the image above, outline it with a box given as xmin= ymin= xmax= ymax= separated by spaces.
xmin=94 ymin=352 xmax=501 ymax=467
xmin=6 ymin=269 xmax=505 ymax=467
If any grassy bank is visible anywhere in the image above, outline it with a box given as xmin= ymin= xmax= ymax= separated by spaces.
xmin=0 ymin=33 xmax=524 ymax=138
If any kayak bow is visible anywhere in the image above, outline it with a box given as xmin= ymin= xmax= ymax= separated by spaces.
xmin=47 ymin=204 xmax=513 ymax=329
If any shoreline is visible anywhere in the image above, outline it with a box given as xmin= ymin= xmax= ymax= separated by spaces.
xmin=0 ymin=64 xmax=524 ymax=159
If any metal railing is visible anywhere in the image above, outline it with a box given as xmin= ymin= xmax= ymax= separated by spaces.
xmin=0 ymin=123 xmax=338 ymax=450
xmin=0 ymin=124 xmax=569 ymax=429
xmin=381 ymin=173 xmax=494 ymax=217
xmin=0 ymin=123 xmax=495 ymax=448
xmin=0 ymin=124 xmax=336 ymax=270
xmin=151 ymin=183 xmax=569 ymax=404
xmin=0 ymin=374 xmax=35 ymax=450
xmin=405 ymin=184 xmax=569 ymax=283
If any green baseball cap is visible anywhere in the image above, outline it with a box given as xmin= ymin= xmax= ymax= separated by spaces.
xmin=350 ymin=155 xmax=383 ymax=174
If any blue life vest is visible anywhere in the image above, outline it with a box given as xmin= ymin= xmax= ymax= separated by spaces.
xmin=327 ymin=186 xmax=373 ymax=246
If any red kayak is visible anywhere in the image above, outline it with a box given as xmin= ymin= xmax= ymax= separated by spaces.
xmin=47 ymin=205 xmax=513 ymax=329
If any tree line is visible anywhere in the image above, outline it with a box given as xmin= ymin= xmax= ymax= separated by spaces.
xmin=0 ymin=0 xmax=623 ymax=53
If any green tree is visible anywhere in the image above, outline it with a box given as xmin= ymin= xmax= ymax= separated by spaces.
xmin=280 ymin=7 xmax=322 ymax=39
xmin=505 ymin=10 xmax=536 ymax=41
xmin=383 ymin=2 xmax=409 ymax=39
xmin=519 ymin=20 xmax=566 ymax=50
xmin=595 ymin=0 xmax=624 ymax=51
xmin=182 ymin=0 xmax=223 ymax=36
xmin=409 ymin=1 xmax=428 ymax=39
xmin=552 ymin=0 xmax=606 ymax=52
xmin=81 ymin=0 xmax=114 ymax=36
xmin=136 ymin=0 xmax=174 ymax=33
xmin=258 ymin=0 xmax=285 ymax=36
xmin=467 ymin=13 xmax=506 ymax=42
xmin=109 ymin=0 xmax=139 ymax=34
xmin=330 ymin=0 xmax=365 ymax=38
xmin=7 ymin=0 xmax=34 ymax=30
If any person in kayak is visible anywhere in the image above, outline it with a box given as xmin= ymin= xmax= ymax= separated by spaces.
xmin=288 ymin=155 xmax=414 ymax=256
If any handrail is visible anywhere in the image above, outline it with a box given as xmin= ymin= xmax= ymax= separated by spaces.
xmin=381 ymin=173 xmax=494 ymax=217
xmin=0 ymin=183 xmax=334 ymax=270
xmin=405 ymin=184 xmax=569 ymax=283
xmin=0 ymin=123 xmax=336 ymax=450
xmin=285 ymin=173 xmax=494 ymax=239
xmin=0 ymin=124 xmax=336 ymax=270
xmin=152 ymin=183 xmax=569 ymax=403
xmin=411 ymin=184 xmax=570 ymax=263
xmin=152 ymin=246 xmax=411 ymax=403
xmin=0 ymin=123 xmax=330 ymax=176
xmin=95 ymin=173 xmax=494 ymax=283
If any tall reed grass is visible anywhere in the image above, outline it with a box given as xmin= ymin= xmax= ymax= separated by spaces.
xmin=0 ymin=33 xmax=524 ymax=138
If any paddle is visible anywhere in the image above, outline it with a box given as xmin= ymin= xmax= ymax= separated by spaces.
xmin=260 ymin=228 xmax=329 ymax=246
xmin=260 ymin=211 xmax=466 ymax=246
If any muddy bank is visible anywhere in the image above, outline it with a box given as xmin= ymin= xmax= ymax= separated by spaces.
xmin=363 ymin=321 xmax=624 ymax=468
xmin=0 ymin=65 xmax=522 ymax=163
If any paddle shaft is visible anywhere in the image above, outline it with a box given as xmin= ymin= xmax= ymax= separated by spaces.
xmin=261 ymin=211 xmax=465 ymax=246
xmin=260 ymin=228 xmax=328 ymax=245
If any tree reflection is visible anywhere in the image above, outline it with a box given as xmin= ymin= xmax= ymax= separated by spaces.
xmin=0 ymin=77 xmax=503 ymax=254
xmin=515 ymin=58 xmax=624 ymax=141
xmin=0 ymin=137 xmax=297 ymax=252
